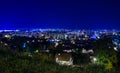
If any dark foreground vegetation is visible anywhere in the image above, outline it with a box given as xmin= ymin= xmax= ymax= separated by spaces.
xmin=0 ymin=35 xmax=120 ymax=73
xmin=0 ymin=47 xmax=120 ymax=73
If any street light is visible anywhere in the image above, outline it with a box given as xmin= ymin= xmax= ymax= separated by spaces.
xmin=114 ymin=47 xmax=118 ymax=51
xmin=92 ymin=57 xmax=97 ymax=63
xmin=93 ymin=57 xmax=97 ymax=62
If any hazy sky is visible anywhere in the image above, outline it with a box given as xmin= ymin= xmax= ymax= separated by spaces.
xmin=0 ymin=0 xmax=120 ymax=30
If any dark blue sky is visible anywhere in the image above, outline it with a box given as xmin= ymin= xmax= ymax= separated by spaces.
xmin=0 ymin=0 xmax=120 ymax=30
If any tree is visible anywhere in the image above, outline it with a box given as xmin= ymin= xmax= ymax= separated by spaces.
xmin=93 ymin=36 xmax=118 ymax=70
xmin=94 ymin=48 xmax=118 ymax=70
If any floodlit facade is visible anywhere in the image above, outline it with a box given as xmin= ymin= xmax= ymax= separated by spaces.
xmin=55 ymin=53 xmax=73 ymax=66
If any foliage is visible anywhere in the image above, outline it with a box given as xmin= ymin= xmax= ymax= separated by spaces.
xmin=72 ymin=53 xmax=90 ymax=65
xmin=93 ymin=36 xmax=118 ymax=70
xmin=0 ymin=43 xmax=120 ymax=73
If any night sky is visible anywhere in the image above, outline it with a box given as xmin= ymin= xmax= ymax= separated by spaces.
xmin=0 ymin=0 xmax=120 ymax=30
